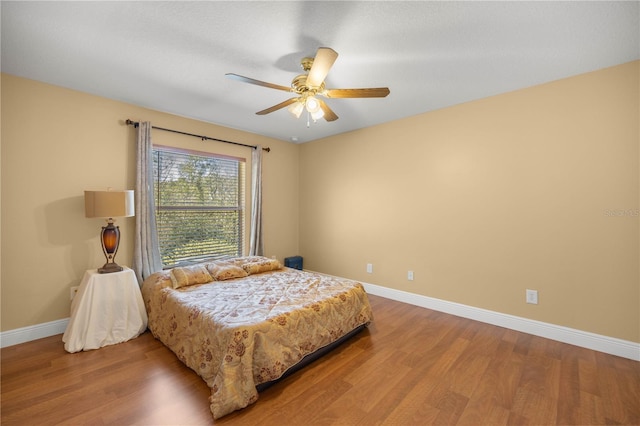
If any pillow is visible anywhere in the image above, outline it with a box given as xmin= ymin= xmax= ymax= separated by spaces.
xmin=242 ymin=258 xmax=282 ymax=275
xmin=170 ymin=265 xmax=213 ymax=289
xmin=206 ymin=262 xmax=249 ymax=281
xmin=229 ymin=256 xmax=268 ymax=267
xmin=144 ymin=271 xmax=172 ymax=289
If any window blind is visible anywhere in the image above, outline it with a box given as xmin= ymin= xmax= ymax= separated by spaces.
xmin=153 ymin=147 xmax=245 ymax=266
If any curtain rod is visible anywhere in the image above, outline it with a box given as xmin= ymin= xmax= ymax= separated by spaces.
xmin=125 ymin=119 xmax=270 ymax=152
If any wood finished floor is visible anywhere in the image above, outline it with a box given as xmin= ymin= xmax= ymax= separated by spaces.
xmin=2 ymin=294 xmax=639 ymax=425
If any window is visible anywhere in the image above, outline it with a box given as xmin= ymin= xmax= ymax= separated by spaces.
xmin=152 ymin=146 xmax=245 ymax=267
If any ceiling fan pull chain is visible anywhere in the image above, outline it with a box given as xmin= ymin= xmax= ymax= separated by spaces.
xmin=307 ymin=111 xmax=311 ymax=128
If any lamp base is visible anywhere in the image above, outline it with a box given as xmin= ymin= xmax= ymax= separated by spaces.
xmin=98 ymin=262 xmax=124 ymax=274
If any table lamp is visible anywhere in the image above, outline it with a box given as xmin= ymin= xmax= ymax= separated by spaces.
xmin=84 ymin=189 xmax=135 ymax=273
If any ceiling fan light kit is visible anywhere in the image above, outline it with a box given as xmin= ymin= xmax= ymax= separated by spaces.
xmin=288 ymin=95 xmax=325 ymax=122
xmin=226 ymin=47 xmax=390 ymax=124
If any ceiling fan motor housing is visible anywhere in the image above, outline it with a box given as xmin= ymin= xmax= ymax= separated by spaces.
xmin=291 ymin=74 xmax=325 ymax=95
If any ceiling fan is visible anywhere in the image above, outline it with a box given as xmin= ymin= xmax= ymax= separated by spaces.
xmin=226 ymin=47 xmax=390 ymax=123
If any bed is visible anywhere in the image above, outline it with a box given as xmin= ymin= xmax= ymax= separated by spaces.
xmin=141 ymin=256 xmax=373 ymax=419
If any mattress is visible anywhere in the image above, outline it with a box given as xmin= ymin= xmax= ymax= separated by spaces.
xmin=141 ymin=258 xmax=373 ymax=419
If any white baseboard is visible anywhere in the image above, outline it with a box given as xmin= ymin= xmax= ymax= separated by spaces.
xmin=362 ymin=282 xmax=639 ymax=362
xmin=2 ymin=282 xmax=638 ymax=362
xmin=0 ymin=318 xmax=69 ymax=348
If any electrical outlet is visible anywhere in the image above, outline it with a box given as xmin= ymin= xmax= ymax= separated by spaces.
xmin=366 ymin=263 xmax=373 ymax=274
xmin=407 ymin=271 xmax=414 ymax=281
xmin=70 ymin=286 xmax=79 ymax=301
xmin=526 ymin=289 xmax=538 ymax=304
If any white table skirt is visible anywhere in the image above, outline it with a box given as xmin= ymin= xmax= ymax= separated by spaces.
xmin=63 ymin=267 xmax=148 ymax=353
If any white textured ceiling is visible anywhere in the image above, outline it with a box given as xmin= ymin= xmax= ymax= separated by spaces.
xmin=2 ymin=1 xmax=638 ymax=144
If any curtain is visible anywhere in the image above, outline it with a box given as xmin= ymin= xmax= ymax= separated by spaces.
xmin=249 ymin=145 xmax=264 ymax=256
xmin=132 ymin=122 xmax=163 ymax=284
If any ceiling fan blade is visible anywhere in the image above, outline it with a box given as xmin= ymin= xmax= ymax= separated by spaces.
xmin=256 ymin=98 xmax=298 ymax=115
xmin=226 ymin=73 xmax=291 ymax=92
xmin=306 ymin=47 xmax=338 ymax=88
xmin=324 ymin=87 xmax=390 ymax=98
xmin=319 ymin=100 xmax=338 ymax=122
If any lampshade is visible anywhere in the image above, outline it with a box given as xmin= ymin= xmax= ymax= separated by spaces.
xmin=288 ymin=100 xmax=304 ymax=118
xmin=85 ymin=190 xmax=134 ymax=219
xmin=309 ymin=107 xmax=325 ymax=121
xmin=305 ymin=96 xmax=321 ymax=113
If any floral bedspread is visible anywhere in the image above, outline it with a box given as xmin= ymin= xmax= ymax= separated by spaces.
xmin=141 ymin=265 xmax=373 ymax=419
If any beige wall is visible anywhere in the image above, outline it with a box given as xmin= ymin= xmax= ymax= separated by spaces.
xmin=299 ymin=61 xmax=639 ymax=343
xmin=1 ymin=74 xmax=299 ymax=331
xmin=2 ymin=62 xmax=638 ymax=344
